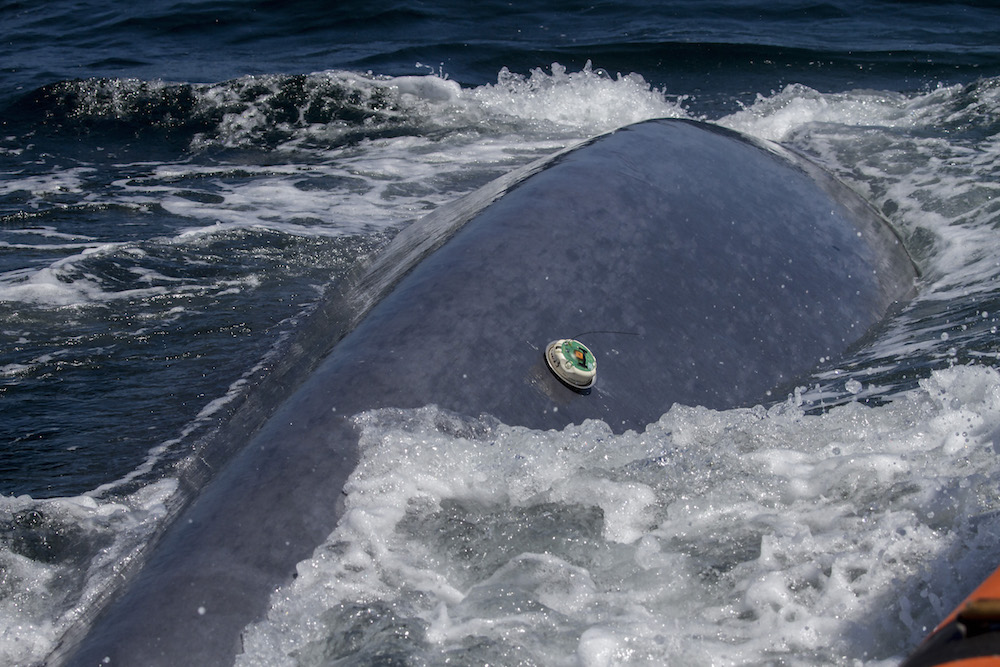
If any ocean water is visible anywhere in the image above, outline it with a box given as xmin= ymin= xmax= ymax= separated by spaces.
xmin=3 ymin=1 xmax=1000 ymax=665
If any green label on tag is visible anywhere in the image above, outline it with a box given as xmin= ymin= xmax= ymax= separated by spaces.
xmin=561 ymin=340 xmax=595 ymax=371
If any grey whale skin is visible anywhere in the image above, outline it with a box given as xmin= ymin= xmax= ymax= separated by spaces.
xmin=57 ymin=119 xmax=917 ymax=665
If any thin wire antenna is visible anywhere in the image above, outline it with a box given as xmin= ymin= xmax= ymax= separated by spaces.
xmin=572 ymin=330 xmax=641 ymax=338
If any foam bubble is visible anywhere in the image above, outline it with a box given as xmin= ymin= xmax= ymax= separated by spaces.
xmin=391 ymin=75 xmax=463 ymax=103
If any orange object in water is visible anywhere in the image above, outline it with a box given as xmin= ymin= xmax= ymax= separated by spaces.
xmin=900 ymin=566 xmax=1000 ymax=667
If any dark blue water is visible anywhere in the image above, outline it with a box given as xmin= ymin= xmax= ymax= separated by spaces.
xmin=3 ymin=2 xmax=1000 ymax=664
xmin=5 ymin=1 xmax=1000 ymax=106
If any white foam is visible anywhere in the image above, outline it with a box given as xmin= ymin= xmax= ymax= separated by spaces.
xmin=235 ymin=366 xmax=1000 ymax=665
xmin=0 ymin=226 xmax=96 ymax=250
xmin=0 ymin=246 xmax=169 ymax=306
xmin=137 ymin=65 xmax=689 ymax=236
xmin=470 ymin=61 xmax=690 ymax=132
xmin=713 ymin=81 xmax=1000 ymax=398
xmin=109 ymin=143 xmax=544 ymax=238
xmin=718 ymin=84 xmax=924 ymax=143
xmin=391 ymin=74 xmax=463 ymax=103
xmin=723 ymin=83 xmax=1000 ymax=292
xmin=0 ymin=479 xmax=178 ymax=667
xmin=0 ymin=168 xmax=94 ymax=198
xmin=1 ymin=65 xmax=693 ymax=309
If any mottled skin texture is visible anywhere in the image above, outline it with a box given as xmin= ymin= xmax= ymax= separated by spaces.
xmin=57 ymin=120 xmax=915 ymax=666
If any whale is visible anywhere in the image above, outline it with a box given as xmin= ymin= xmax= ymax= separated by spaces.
xmin=53 ymin=118 xmax=917 ymax=665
